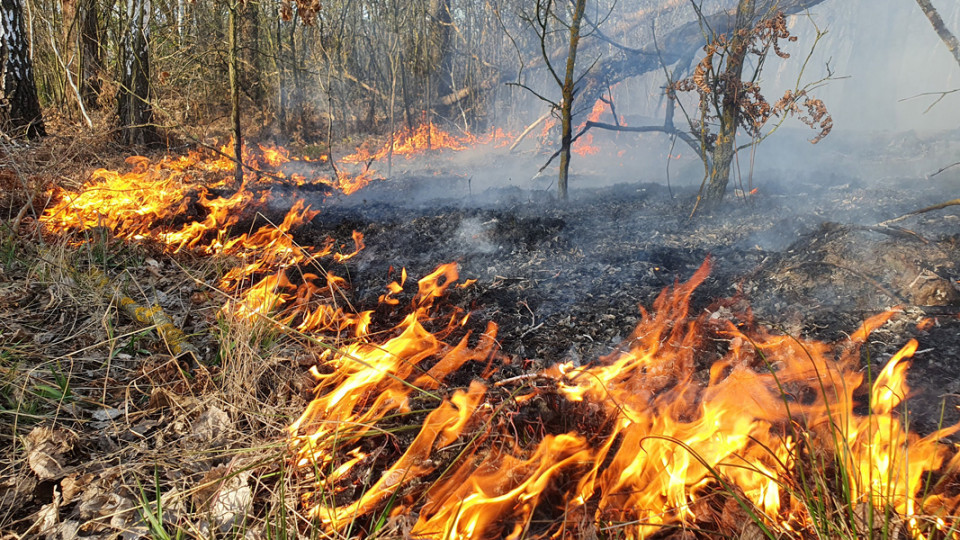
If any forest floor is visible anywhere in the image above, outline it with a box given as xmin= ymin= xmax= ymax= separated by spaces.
xmin=1 ymin=127 xmax=959 ymax=539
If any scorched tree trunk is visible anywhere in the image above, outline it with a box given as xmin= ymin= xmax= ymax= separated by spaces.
xmin=557 ymin=0 xmax=587 ymax=201
xmin=0 ymin=0 xmax=45 ymax=138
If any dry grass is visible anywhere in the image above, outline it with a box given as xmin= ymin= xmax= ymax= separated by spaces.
xmin=0 ymin=134 xmax=327 ymax=539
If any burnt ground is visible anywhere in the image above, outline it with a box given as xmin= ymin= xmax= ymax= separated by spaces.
xmin=3 ymin=133 xmax=959 ymax=538
xmin=302 ymin=170 xmax=960 ymax=431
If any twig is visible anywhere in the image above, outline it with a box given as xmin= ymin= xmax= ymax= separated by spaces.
xmin=509 ymin=110 xmax=552 ymax=152
xmin=46 ymin=20 xmax=93 ymax=128
xmin=898 ymin=88 xmax=960 ymax=114
xmin=930 ymin=161 xmax=960 ymax=178
xmin=877 ymin=198 xmax=960 ymax=226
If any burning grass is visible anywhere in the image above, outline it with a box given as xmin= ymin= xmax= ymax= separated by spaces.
xmin=3 ymin=133 xmax=960 ymax=539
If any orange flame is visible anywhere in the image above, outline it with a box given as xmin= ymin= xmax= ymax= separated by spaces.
xmin=290 ymin=260 xmax=960 ymax=538
xmin=341 ymin=122 xmax=514 ymax=164
xmin=572 ymin=98 xmax=607 ymax=156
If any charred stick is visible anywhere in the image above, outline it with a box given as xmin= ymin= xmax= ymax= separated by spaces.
xmin=877 ymin=198 xmax=960 ymax=226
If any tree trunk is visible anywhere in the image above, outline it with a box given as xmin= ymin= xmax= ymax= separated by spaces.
xmin=557 ymin=0 xmax=587 ymax=201
xmin=704 ymin=0 xmax=755 ymax=204
xmin=275 ymin=8 xmax=286 ymax=132
xmin=117 ymin=0 xmax=157 ymax=145
xmin=240 ymin=0 xmax=263 ymax=107
xmin=78 ymin=0 xmax=102 ymax=108
xmin=427 ymin=0 xmax=454 ymax=120
xmin=0 ymin=0 xmax=45 ymax=138
xmin=229 ymin=0 xmax=242 ymax=182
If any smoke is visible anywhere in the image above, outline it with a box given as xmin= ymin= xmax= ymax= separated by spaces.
xmin=455 ymin=217 xmax=498 ymax=255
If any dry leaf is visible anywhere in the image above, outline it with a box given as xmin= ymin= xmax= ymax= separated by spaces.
xmin=190 ymin=406 xmax=231 ymax=447
xmin=739 ymin=522 xmax=767 ymax=540
xmin=194 ymin=465 xmax=252 ymax=532
xmin=0 ymin=472 xmax=38 ymax=509
xmin=28 ymin=487 xmax=60 ymax=539
xmin=60 ymin=473 xmax=93 ymax=505
xmin=24 ymin=427 xmax=77 ymax=480
xmin=59 ymin=520 xmax=80 ymax=540
xmin=148 ymin=387 xmax=175 ymax=409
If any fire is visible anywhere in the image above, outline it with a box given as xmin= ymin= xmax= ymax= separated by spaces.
xmin=573 ymin=98 xmax=607 ymax=156
xmin=290 ymin=260 xmax=960 ymax=538
xmin=38 ymin=137 xmax=960 ymax=538
xmin=341 ymin=122 xmax=513 ymax=164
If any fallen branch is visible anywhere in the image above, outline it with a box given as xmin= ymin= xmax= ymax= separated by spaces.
xmin=930 ymin=161 xmax=960 ymax=177
xmin=536 ymin=120 xmax=700 ymax=175
xmin=877 ymin=198 xmax=960 ymax=226
xmin=509 ymin=110 xmax=552 ymax=152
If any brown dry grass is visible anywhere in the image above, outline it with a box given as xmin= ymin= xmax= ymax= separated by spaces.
xmin=0 ymin=129 xmax=327 ymax=540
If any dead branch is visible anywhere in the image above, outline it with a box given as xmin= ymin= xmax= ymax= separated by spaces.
xmin=877 ymin=198 xmax=960 ymax=226
xmin=914 ymin=0 xmax=960 ymax=69
xmin=510 ymin=110 xmax=552 ymax=152
xmin=899 ymin=88 xmax=960 ymax=114
xmin=930 ymin=161 xmax=960 ymax=177
xmin=536 ymin=120 xmax=701 ymax=175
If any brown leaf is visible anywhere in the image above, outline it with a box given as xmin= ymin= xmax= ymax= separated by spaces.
xmin=60 ymin=473 xmax=94 ymax=505
xmin=193 ymin=464 xmax=252 ymax=533
xmin=24 ymin=427 xmax=77 ymax=480
xmin=0 ymin=473 xmax=38 ymax=513
xmin=739 ymin=522 xmax=767 ymax=540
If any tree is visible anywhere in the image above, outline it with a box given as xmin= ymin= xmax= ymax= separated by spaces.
xmin=557 ymin=0 xmax=588 ymax=201
xmin=240 ymin=0 xmax=263 ymax=108
xmin=77 ymin=0 xmax=104 ymax=108
xmin=117 ymin=0 xmax=158 ymax=145
xmin=669 ymin=5 xmax=832 ymax=209
xmin=911 ymin=0 xmax=960 ymax=178
xmin=229 ymin=0 xmax=243 ymax=182
xmin=0 ymin=0 xmax=46 ymax=138
xmin=514 ymin=0 xmax=589 ymax=201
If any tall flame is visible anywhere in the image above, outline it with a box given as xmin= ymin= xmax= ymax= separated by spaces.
xmin=290 ymin=260 xmax=960 ymax=538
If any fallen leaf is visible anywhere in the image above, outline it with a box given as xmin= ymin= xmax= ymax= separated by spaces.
xmin=24 ymin=427 xmax=77 ymax=480
xmin=92 ymin=408 xmax=122 ymax=422
xmin=61 ymin=473 xmax=94 ymax=505
xmin=0 ymin=471 xmax=38 ymax=509
xmin=28 ymin=487 xmax=60 ymax=539
xmin=193 ymin=464 xmax=252 ymax=533
xmin=190 ymin=406 xmax=231 ymax=447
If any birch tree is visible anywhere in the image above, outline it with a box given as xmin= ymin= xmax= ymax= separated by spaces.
xmin=117 ymin=0 xmax=157 ymax=145
xmin=0 ymin=0 xmax=45 ymax=138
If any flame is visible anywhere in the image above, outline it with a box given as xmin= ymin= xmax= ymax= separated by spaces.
xmin=341 ymin=122 xmax=514 ymax=164
xmin=289 ymin=259 xmax=960 ymax=538
xmin=572 ymin=98 xmax=607 ymax=156
xmin=39 ymin=137 xmax=960 ymax=538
